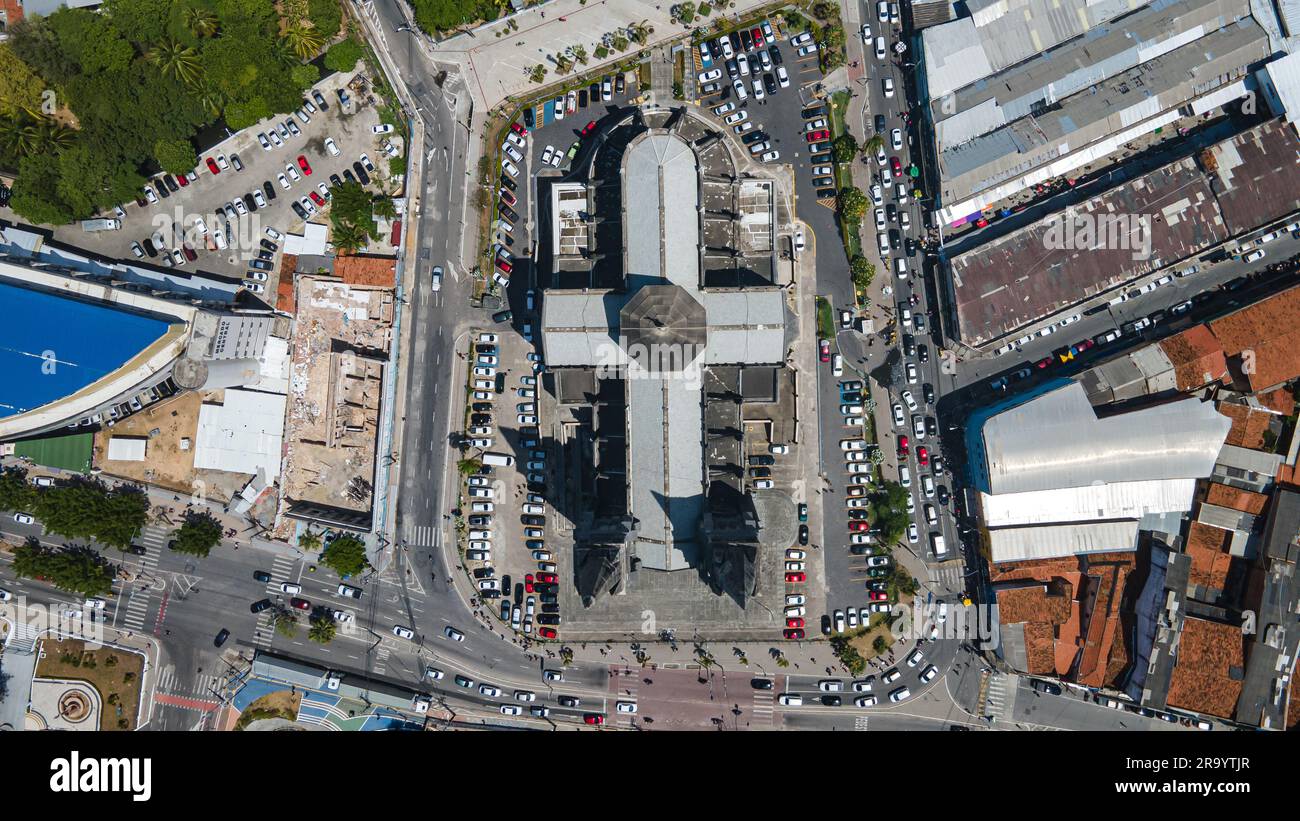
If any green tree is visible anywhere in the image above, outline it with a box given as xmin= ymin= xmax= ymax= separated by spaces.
xmin=30 ymin=477 xmax=147 ymax=549
xmin=330 ymin=221 xmax=369 ymax=254
xmin=12 ymin=539 xmax=115 ymax=597
xmin=838 ymin=186 xmax=868 ymax=222
xmin=829 ymin=635 xmax=867 ymax=676
xmin=0 ymin=467 xmax=36 ymax=512
xmin=871 ymin=480 xmax=911 ymax=545
xmin=832 ymin=132 xmax=859 ymax=164
xmin=321 ymin=533 xmax=370 ymax=578
xmin=323 ymin=38 xmax=365 ymax=73
xmin=308 ymin=613 xmax=338 ymax=644
xmin=298 ymin=529 xmax=323 ymax=552
xmin=571 ymin=45 xmax=588 ymax=66
xmin=308 ymin=0 xmax=343 ymax=39
xmin=528 ymin=64 xmax=548 ymax=84
xmin=9 ymin=152 xmax=74 ymax=224
xmin=0 ymin=44 xmax=47 ymax=119
xmin=864 ymin=134 xmax=885 ymax=155
xmin=290 ymin=63 xmax=320 ymax=91
xmin=150 ymin=40 xmax=203 ymax=86
xmin=185 ymin=6 xmax=221 ymax=38
xmin=872 ymin=635 xmax=889 ymax=655
xmin=154 ymin=137 xmax=197 ymax=175
xmin=224 ymin=97 xmax=273 ymax=131
xmin=372 ymin=195 xmax=398 ymax=220
xmin=272 ymin=609 xmax=298 ymax=638
xmin=169 ymin=511 xmax=223 ymax=558
xmin=457 ymin=457 xmax=483 ymax=475
xmin=283 ymin=25 xmax=327 ymax=61
xmin=850 ymin=255 xmax=875 ymax=290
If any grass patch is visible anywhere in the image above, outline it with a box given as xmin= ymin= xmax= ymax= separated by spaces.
xmin=36 ymin=638 xmax=143 ymax=731
xmin=234 ymin=690 xmax=302 ymax=730
xmin=815 ymin=296 xmax=835 ymax=339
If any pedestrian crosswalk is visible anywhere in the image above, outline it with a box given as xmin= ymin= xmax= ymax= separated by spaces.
xmin=121 ymin=525 xmax=166 ymax=631
xmin=984 ymin=673 xmax=1016 ymax=721
xmin=752 ymin=690 xmax=775 ymax=725
xmin=930 ymin=562 xmax=966 ymax=592
xmin=155 ymin=666 xmax=225 ymax=698
xmin=854 ymin=716 xmax=870 ymax=731
xmin=404 ymin=521 xmax=438 ymax=549
xmin=251 ymin=554 xmax=300 ymax=647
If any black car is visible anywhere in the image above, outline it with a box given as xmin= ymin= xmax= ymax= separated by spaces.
xmin=253 ymin=570 xmax=272 ymax=583
xmin=134 ymin=193 xmax=148 ymax=208
xmin=493 ymin=309 xmax=513 ymax=323
xmin=725 ymin=57 xmax=739 ymax=78
xmin=763 ymin=73 xmax=777 ymax=95
xmin=499 ymin=203 xmax=518 ymax=222
xmin=473 ymin=567 xmax=494 ymax=579
xmin=558 ymin=695 xmax=580 ymax=707
xmin=162 ymin=174 xmax=179 ymax=192
xmin=353 ymin=161 xmax=371 ymax=185
xmin=312 ymin=89 xmax=328 ymax=110
xmin=521 ymin=516 xmax=545 ymax=528
xmin=329 ymin=173 xmax=343 ymax=189
xmin=258 ymin=250 xmax=273 ymax=261
xmin=214 ymin=629 xmax=230 ymax=647
xmin=129 ymin=544 xmax=148 ymax=555
xmin=905 ymin=237 xmax=918 ymax=256
xmin=154 ymin=179 xmax=170 ymax=199
xmin=923 ymin=383 xmax=935 ymax=404
xmin=261 ymin=239 xmax=278 ymax=252
xmin=249 ymin=258 xmax=273 ymax=271
xmin=902 ymin=333 xmax=916 ymax=357
xmin=821 ymin=614 xmax=833 ymax=635
xmin=1031 ymin=679 xmax=1063 ymax=696
xmin=471 ymin=402 xmax=492 ymax=413
xmin=742 ymin=130 xmax=767 ymax=145
xmin=539 ymin=592 xmax=558 ymax=604
xmin=250 ymin=599 xmax=272 ymax=613
xmin=262 ymin=180 xmax=277 ymax=201
xmin=739 ymin=28 xmax=753 ymax=50
xmin=343 ymin=168 xmax=357 ymax=184
xmin=541 ymin=602 xmax=560 ymax=614
xmin=803 ymin=106 xmax=826 ymax=120
xmin=590 ymin=82 xmax=600 ymax=101
xmin=937 ymin=485 xmax=950 ymax=506
xmin=815 ymin=187 xmax=836 ymax=199
xmin=886 ymin=204 xmax=897 ymax=222
xmin=889 ymin=229 xmax=900 ymax=250
xmin=243 ymin=193 xmax=258 ymax=212
xmin=821 ymin=695 xmax=842 ymax=707
xmin=728 ymin=31 xmax=742 ymax=53
xmin=537 ymin=614 xmax=561 ymax=626
xmin=798 ymin=524 xmax=809 ymax=546
xmin=917 ymin=344 xmax=929 ymax=364
xmin=875 ymin=114 xmax=887 ymax=133
xmin=578 ymin=88 xmax=588 ymax=108
xmin=499 ymin=173 xmax=516 ymax=191
xmin=748 ymin=454 xmax=775 ymax=466
xmin=471 ymin=413 xmax=492 ymax=426
xmin=291 ymin=201 xmax=308 ymax=219
xmin=141 ymin=238 xmax=158 ymax=257
xmin=749 ymin=467 xmax=772 ymax=478
xmin=614 ymin=73 xmax=625 ymax=94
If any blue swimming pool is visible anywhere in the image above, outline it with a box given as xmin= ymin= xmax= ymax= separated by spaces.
xmin=0 ymin=281 xmax=172 ymax=419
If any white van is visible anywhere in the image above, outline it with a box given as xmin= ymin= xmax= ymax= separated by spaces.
xmin=931 ymin=533 xmax=948 ymax=559
xmin=894 ymin=258 xmax=908 ymax=278
xmin=877 ymin=232 xmax=890 ymax=255
xmin=899 ymin=465 xmax=911 ymax=487
xmin=482 ymin=453 xmax=514 ymax=467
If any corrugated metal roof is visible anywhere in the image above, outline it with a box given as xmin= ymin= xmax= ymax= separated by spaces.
xmin=981 ymin=478 xmax=1200 ymax=526
xmin=624 ymin=134 xmax=699 ymax=289
xmin=989 ymin=520 xmax=1141 ymax=563
xmin=1215 ymin=443 xmax=1284 ymax=474
xmin=627 ymin=373 xmax=703 ymax=570
xmin=982 ymin=383 xmax=1231 ymax=494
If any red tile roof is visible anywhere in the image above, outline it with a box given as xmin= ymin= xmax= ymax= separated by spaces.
xmin=1158 ymin=325 xmax=1229 ymax=390
xmin=334 ymin=254 xmax=396 ymax=288
xmin=1203 ymin=482 xmax=1268 ymax=515
xmin=1256 ymin=385 xmax=1295 ymax=416
xmin=1166 ymin=616 xmax=1244 ymax=719
xmin=1217 ymin=402 xmax=1273 ymax=450
xmin=276 ymin=255 xmax=298 ymax=314
xmin=1185 ymin=521 xmax=1235 ymax=591
xmin=1207 ymin=284 xmax=1300 ymax=391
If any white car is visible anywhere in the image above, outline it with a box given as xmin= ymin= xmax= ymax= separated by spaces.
xmin=786 ymin=594 xmax=806 ymax=606
xmin=277 ymin=173 xmax=291 ymax=190
xmin=870 ymin=184 xmax=883 ymax=205
xmin=752 ymin=79 xmax=765 ymax=100
xmin=877 ymin=0 xmax=889 ymax=20
xmin=876 ymin=144 xmax=887 ymax=166
xmin=875 ymin=36 xmax=887 ymax=60
xmin=797 ymin=44 xmax=818 ymax=57
xmin=733 ymin=78 xmax=749 ymax=100
xmin=616 ymin=701 xmax=638 ymax=714
xmin=891 ymin=128 xmax=902 ymax=150
xmin=540 ymin=145 xmax=554 ymax=166
xmin=901 ymin=390 xmax=917 ymax=411
xmin=890 ymin=687 xmax=911 ymax=703
xmin=883 ymin=77 xmax=894 ymax=97
xmin=13 ymin=513 xmax=34 ymax=524
xmin=324 ymin=137 xmax=340 ymax=157
xmin=760 ymin=150 xmax=780 ymax=163
xmin=892 ymin=404 xmax=905 ymax=427
xmin=284 ymin=164 xmax=300 ymax=182
xmin=875 ymin=208 xmax=886 ymax=231
xmin=906 ymin=362 xmax=918 ymax=384
xmin=699 ymin=69 xmax=723 ymax=83
xmin=737 ymin=53 xmax=750 ymax=76
xmin=776 ymin=66 xmax=790 ymax=88
xmin=841 ymin=439 xmax=868 ymax=451
xmin=790 ymin=31 xmax=813 ymax=47
xmin=479 ymin=684 xmax=501 ymax=697
xmin=392 ymin=625 xmax=415 ymax=639
xmin=713 ymin=102 xmax=737 ymax=116
xmin=919 ymin=665 xmax=939 ymax=683
xmin=502 ymin=159 xmax=520 ymax=177
xmin=724 ymin=110 xmax=748 ymax=126
xmin=500 ymin=705 xmax=523 ymax=716
xmin=777 ymin=694 xmax=803 ymax=706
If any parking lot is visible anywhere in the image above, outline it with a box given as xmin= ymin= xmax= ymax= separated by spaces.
xmin=60 ymin=72 xmax=398 ymax=300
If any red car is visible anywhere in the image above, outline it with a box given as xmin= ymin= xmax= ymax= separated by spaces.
xmin=974 ymin=217 xmax=989 ymax=228
xmin=849 ymin=521 xmax=869 ymax=532
xmin=297 ymin=155 xmax=313 ymax=175
xmin=897 ymin=435 xmax=909 ymax=456
xmin=176 ymin=173 xmax=189 ymax=188
xmin=583 ymin=713 xmax=604 ymax=725
xmin=581 ymin=120 xmax=597 ymax=137
xmin=751 ymin=27 xmax=765 ymax=48
xmin=783 ymin=629 xmax=805 ymax=639
xmin=537 ymin=572 xmax=557 ymax=584
xmin=309 ymin=191 xmax=326 ymax=207
xmin=917 ymin=446 xmax=928 ymax=467
xmin=206 ymin=157 xmax=220 ymax=174
xmin=510 ymin=121 xmax=528 ymax=136
xmin=806 ymin=129 xmax=830 ymax=142
xmin=785 ymin=572 xmax=806 ymax=583
xmin=290 ymin=597 xmax=311 ymax=610
xmin=868 ymin=591 xmax=888 ymax=601
xmin=786 ymin=617 xmax=805 ymax=628
xmin=500 ymin=188 xmax=517 ymax=207
xmin=495 ymin=257 xmax=513 ymax=274
xmin=181 ymin=244 xmax=197 ymax=262
xmin=819 ymin=338 xmax=830 ymax=362
xmin=525 ymin=573 xmax=535 ymax=593
xmin=891 ymin=157 xmax=903 ymax=175
xmin=538 ymin=627 xmax=557 ymax=639
xmin=1076 ymin=338 xmax=1095 ymax=351
xmin=1035 ymin=357 xmax=1053 ymax=369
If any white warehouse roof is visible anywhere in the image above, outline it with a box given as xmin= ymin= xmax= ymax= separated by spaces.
xmin=982 ymin=383 xmax=1231 ymax=495
xmin=981 ymin=478 xmax=1201 ymax=527
xmin=193 ymin=389 xmax=286 ymax=480
xmin=989 ymin=520 xmax=1141 ymax=563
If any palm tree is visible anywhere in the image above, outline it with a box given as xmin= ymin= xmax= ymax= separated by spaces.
xmin=193 ymin=83 xmax=226 ymax=118
xmin=331 ymin=222 xmax=369 ymax=254
xmin=371 ymin=196 xmax=397 ymax=220
xmin=298 ymin=529 xmax=322 ymax=552
xmin=185 ymin=6 xmax=219 ymax=38
xmin=150 ymin=41 xmax=202 ymax=86
xmin=283 ymin=25 xmax=326 ymax=61
xmin=308 ymin=615 xmax=337 ymax=644
xmin=43 ymin=124 xmax=74 ymax=152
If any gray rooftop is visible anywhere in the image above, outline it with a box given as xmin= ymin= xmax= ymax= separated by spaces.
xmin=624 ymin=133 xmax=700 ymax=289
xmin=981 ymin=383 xmax=1232 ymax=494
xmin=922 ymin=0 xmax=1151 ymax=102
